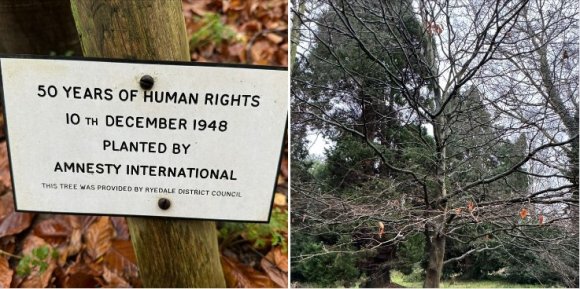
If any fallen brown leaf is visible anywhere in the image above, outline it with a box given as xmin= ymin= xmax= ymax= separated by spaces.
xmin=266 ymin=33 xmax=283 ymax=44
xmin=32 ymin=215 xmax=84 ymax=267
xmin=79 ymin=215 xmax=99 ymax=233
xmin=248 ymin=0 xmax=260 ymax=14
xmin=81 ymin=252 xmax=105 ymax=278
xmin=68 ymin=225 xmax=83 ymax=257
xmin=227 ymin=43 xmax=247 ymax=63
xmin=110 ymin=217 xmax=129 ymax=240
xmin=239 ymin=20 xmax=262 ymax=33
xmin=182 ymin=0 xmax=213 ymax=17
xmin=0 ymin=193 xmax=34 ymax=239
xmin=277 ymin=50 xmax=288 ymax=66
xmin=250 ymin=39 xmax=276 ymax=65
xmin=102 ymin=267 xmax=131 ymax=288
xmin=260 ymin=247 xmax=288 ymax=287
xmin=32 ymin=215 xmax=73 ymax=246
xmin=267 ymin=247 xmax=288 ymax=272
xmin=0 ymin=256 xmax=13 ymax=288
xmin=84 ymin=217 xmax=114 ymax=260
xmin=103 ymin=240 xmax=139 ymax=284
xmin=221 ymin=255 xmax=276 ymax=288
xmin=280 ymin=156 xmax=288 ymax=179
xmin=226 ymin=0 xmax=245 ymax=11
xmin=274 ymin=193 xmax=286 ymax=207
xmin=63 ymin=270 xmax=100 ymax=288
xmin=60 ymin=259 xmax=101 ymax=288
xmin=0 ymin=236 xmax=16 ymax=257
xmin=0 ymin=142 xmax=11 ymax=191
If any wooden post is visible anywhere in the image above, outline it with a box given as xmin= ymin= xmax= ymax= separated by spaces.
xmin=69 ymin=1 xmax=226 ymax=287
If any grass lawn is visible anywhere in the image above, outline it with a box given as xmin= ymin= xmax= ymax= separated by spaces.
xmin=390 ymin=271 xmax=558 ymax=288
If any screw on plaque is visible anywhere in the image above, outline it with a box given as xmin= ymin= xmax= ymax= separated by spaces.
xmin=139 ymin=75 xmax=154 ymax=90
xmin=158 ymin=198 xmax=171 ymax=210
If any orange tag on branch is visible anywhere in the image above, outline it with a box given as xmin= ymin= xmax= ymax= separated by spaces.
xmin=519 ymin=208 xmax=528 ymax=219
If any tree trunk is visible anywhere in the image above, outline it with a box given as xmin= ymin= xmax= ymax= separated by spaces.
xmin=423 ymin=233 xmax=445 ymax=288
xmin=69 ymin=1 xmax=226 ymax=287
xmin=419 ymin=2 xmax=448 ymax=285
xmin=290 ymin=0 xmax=305 ymax=69
xmin=537 ymin=45 xmax=579 ymax=227
xmin=0 ymin=0 xmax=81 ymax=55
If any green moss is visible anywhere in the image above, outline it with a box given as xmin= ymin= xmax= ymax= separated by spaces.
xmin=189 ymin=13 xmax=237 ymax=50
xmin=219 ymin=207 xmax=288 ymax=252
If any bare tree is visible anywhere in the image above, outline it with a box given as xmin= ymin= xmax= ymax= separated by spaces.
xmin=291 ymin=0 xmax=578 ymax=287
xmin=492 ymin=0 xmax=578 ymax=226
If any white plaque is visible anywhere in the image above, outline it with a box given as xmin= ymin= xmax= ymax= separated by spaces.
xmin=0 ymin=57 xmax=287 ymax=222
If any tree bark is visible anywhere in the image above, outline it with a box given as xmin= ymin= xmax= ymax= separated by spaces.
xmin=290 ymin=0 xmax=305 ymax=69
xmin=536 ymin=44 xmax=579 ymax=227
xmin=69 ymin=1 xmax=226 ymax=287
xmin=423 ymin=233 xmax=445 ymax=288
xmin=419 ymin=3 xmax=447 ymax=286
xmin=0 ymin=0 xmax=81 ymax=55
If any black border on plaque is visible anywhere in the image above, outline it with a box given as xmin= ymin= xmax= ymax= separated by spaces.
xmin=0 ymin=54 xmax=288 ymax=224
